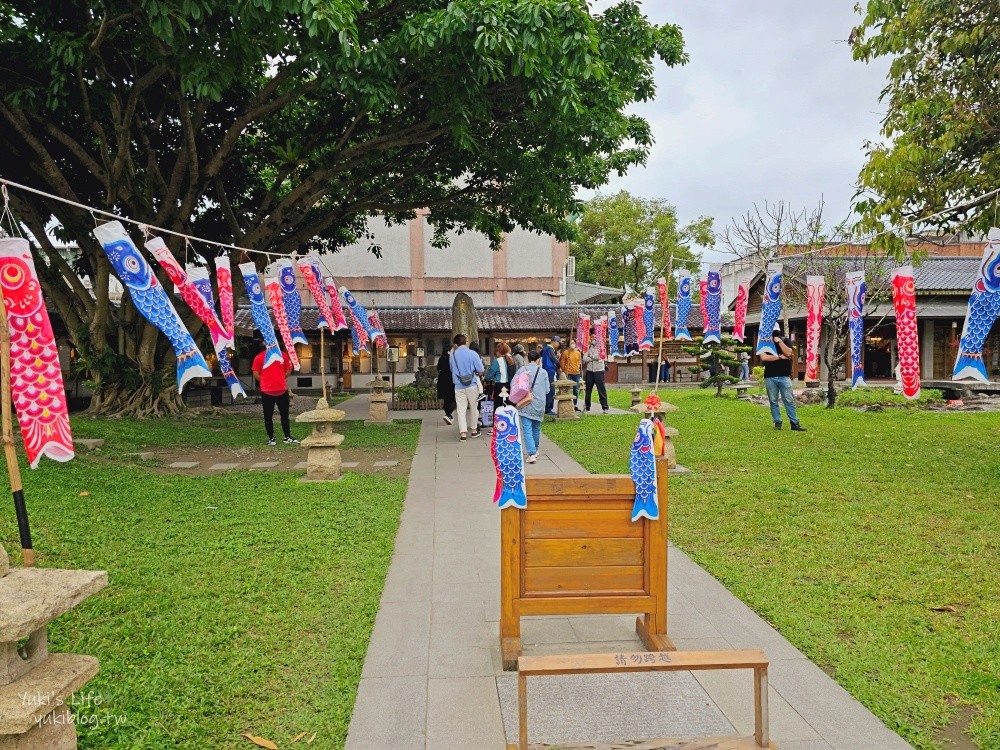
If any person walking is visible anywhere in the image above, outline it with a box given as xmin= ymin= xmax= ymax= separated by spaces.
xmin=485 ymin=342 xmax=515 ymax=411
xmin=513 ymin=350 xmax=550 ymax=464
xmin=437 ymin=344 xmax=457 ymax=424
xmin=582 ymin=336 xmax=610 ymax=413
xmin=252 ymin=346 xmax=298 ymax=446
xmin=760 ymin=323 xmax=806 ymax=431
xmin=449 ymin=334 xmax=485 ymax=440
xmin=737 ymin=350 xmax=750 ymax=382
xmin=541 ymin=335 xmax=561 ymax=415
xmin=559 ymin=339 xmax=583 ymax=410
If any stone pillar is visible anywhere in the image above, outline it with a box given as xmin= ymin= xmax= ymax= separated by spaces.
xmin=921 ymin=319 xmax=935 ymax=380
xmin=296 ymin=398 xmax=347 ymax=482
xmin=553 ymin=379 xmax=578 ymax=420
xmin=0 ymin=546 xmax=108 ymax=750
xmin=367 ymin=378 xmax=391 ymax=425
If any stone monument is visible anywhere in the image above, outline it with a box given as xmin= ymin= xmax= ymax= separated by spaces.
xmin=366 ymin=378 xmax=391 ymax=425
xmin=553 ymin=379 xmax=579 ymax=420
xmin=0 ymin=543 xmax=108 ymax=750
xmin=451 ymin=292 xmax=479 ymax=347
xmin=296 ymin=398 xmax=347 ymax=482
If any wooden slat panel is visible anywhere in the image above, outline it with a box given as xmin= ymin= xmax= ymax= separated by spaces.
xmin=527 ymin=476 xmax=635 ymax=496
xmin=516 ymin=595 xmax=655 ymax=616
xmin=524 ymin=565 xmax=643 ymax=595
xmin=518 ymin=649 xmax=768 ymax=676
xmin=528 ymin=495 xmax=635 ymax=511
xmin=524 ymin=538 xmax=643 ymax=567
xmin=524 ymin=510 xmax=643 ymax=539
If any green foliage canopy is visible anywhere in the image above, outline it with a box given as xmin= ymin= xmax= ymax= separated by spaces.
xmin=572 ymin=190 xmax=713 ymax=296
xmin=0 ymin=0 xmax=687 ymax=413
xmin=852 ymin=1 xmax=1000 ymax=242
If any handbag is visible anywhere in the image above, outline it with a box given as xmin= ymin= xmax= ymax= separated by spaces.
xmin=512 ymin=366 xmax=541 ymax=410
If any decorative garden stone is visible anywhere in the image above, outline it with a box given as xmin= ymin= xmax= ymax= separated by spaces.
xmin=0 ymin=548 xmax=107 ymax=750
xmin=554 ymin=379 xmax=578 ymax=421
xmin=451 ymin=292 xmax=479 ymax=348
xmin=296 ymin=398 xmax=347 ymax=482
xmin=367 ymin=378 xmax=391 ymax=425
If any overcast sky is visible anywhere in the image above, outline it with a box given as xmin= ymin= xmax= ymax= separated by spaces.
xmin=587 ymin=1 xmax=892 ymax=262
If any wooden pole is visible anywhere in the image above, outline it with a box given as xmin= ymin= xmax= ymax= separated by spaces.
xmin=320 ymin=326 xmax=327 ymax=403
xmin=652 ymin=255 xmax=675 ymax=395
xmin=0 ymin=281 xmax=34 ymax=566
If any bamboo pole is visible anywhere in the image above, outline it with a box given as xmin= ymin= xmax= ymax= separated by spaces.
xmin=0 ymin=280 xmax=34 ymax=566
xmin=652 ymin=255 xmax=675 ymax=396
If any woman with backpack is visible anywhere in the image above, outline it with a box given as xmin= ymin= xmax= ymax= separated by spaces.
xmin=509 ymin=350 xmax=550 ymax=464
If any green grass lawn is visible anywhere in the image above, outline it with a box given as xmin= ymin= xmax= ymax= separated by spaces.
xmin=1 ymin=414 xmax=420 ymax=749
xmin=545 ymin=388 xmax=1000 ymax=750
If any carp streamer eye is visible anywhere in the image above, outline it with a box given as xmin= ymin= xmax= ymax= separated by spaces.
xmin=2 ymin=264 xmax=24 ymax=287
xmin=125 ymin=256 xmax=141 ymax=273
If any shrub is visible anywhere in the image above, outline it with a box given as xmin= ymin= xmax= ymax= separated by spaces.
xmin=836 ymin=387 xmax=944 ymax=408
xmin=394 ymin=384 xmax=437 ymax=403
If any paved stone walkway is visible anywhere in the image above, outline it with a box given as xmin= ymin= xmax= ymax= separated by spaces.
xmin=346 ymin=414 xmax=915 ymax=750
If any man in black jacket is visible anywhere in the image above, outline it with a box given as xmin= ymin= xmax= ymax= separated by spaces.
xmin=759 ymin=324 xmax=806 ymax=431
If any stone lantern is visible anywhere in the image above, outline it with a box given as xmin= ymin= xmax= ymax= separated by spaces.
xmin=0 ymin=543 xmax=108 ymax=749
xmin=553 ymin=379 xmax=579 ymax=421
xmin=367 ymin=378 xmax=392 ymax=425
xmin=630 ymin=384 xmax=642 ymax=407
xmin=296 ymin=398 xmax=347 ymax=482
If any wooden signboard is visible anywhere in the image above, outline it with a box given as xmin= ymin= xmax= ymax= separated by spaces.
xmin=500 ymin=457 xmax=672 ymax=670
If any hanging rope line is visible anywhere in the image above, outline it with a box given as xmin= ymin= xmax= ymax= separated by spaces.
xmin=0 ymin=176 xmax=283 ymax=260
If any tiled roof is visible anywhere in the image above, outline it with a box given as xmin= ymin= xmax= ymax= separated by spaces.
xmin=236 ymin=304 xmax=698 ymax=334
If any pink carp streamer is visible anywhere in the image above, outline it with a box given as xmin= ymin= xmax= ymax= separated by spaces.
xmin=575 ymin=313 xmax=591 ymax=350
xmin=657 ymin=277 xmax=671 ymax=339
xmin=595 ymin=315 xmax=608 ymax=360
xmin=146 ymin=237 xmax=232 ymax=353
xmin=733 ymin=274 xmax=751 ymax=342
xmin=297 ymin=255 xmax=335 ymax=327
xmin=699 ymin=273 xmax=709 ymax=332
xmin=265 ymin=277 xmax=301 ymax=371
xmin=322 ymin=276 xmax=349 ymax=331
xmin=892 ymin=266 xmax=921 ymax=399
xmin=0 ymin=238 xmax=74 ymax=468
xmin=368 ymin=311 xmax=389 ymax=349
xmin=215 ymin=255 xmax=235 ymax=340
xmin=804 ymin=275 xmax=825 ymax=382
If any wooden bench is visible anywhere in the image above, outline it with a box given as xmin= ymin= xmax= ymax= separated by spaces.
xmin=501 ymin=458 xmax=672 ymax=670
xmin=509 ymin=649 xmax=774 ymax=750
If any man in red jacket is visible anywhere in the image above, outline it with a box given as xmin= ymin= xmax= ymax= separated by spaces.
xmin=252 ymin=347 xmax=298 ymax=446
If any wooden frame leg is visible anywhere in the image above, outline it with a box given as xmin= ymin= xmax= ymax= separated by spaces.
xmin=754 ymin=665 xmax=770 ymax=748
xmin=518 ymin=673 xmax=528 ymax=750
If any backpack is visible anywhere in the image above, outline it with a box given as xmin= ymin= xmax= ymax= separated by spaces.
xmin=510 ymin=366 xmax=541 ymax=409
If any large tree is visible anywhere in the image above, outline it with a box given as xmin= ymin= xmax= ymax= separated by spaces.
xmin=851 ymin=1 xmax=1000 ymax=244
xmin=0 ymin=0 xmax=686 ymax=415
xmin=572 ymin=190 xmax=713 ymax=297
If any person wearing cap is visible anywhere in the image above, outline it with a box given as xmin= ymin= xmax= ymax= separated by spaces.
xmin=760 ymin=323 xmax=806 ymax=431
xmin=512 ymin=343 xmax=526 ymax=370
xmin=541 ymin=335 xmax=561 ymax=415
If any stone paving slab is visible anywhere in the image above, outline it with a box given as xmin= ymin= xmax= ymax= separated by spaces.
xmin=373 ymin=460 xmax=399 ymax=467
xmin=250 ymin=461 xmax=279 ymax=469
xmin=208 ymin=463 xmax=239 ymax=471
xmin=496 ymin=671 xmax=733 ymax=745
xmin=168 ymin=461 xmax=199 ymax=469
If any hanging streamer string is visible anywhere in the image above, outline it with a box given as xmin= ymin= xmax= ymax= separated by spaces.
xmin=0 ymin=176 xmax=281 ymax=260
